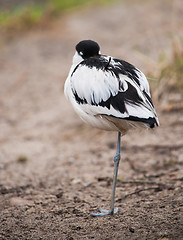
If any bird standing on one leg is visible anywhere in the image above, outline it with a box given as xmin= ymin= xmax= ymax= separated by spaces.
xmin=64 ymin=40 xmax=159 ymax=216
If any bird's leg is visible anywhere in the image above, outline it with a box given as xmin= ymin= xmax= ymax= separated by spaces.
xmin=110 ymin=131 xmax=121 ymax=214
xmin=91 ymin=132 xmax=121 ymax=217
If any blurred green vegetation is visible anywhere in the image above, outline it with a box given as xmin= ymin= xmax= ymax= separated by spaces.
xmin=0 ymin=0 xmax=112 ymax=32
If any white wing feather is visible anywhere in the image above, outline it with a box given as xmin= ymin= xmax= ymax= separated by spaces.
xmin=70 ymin=65 xmax=157 ymax=120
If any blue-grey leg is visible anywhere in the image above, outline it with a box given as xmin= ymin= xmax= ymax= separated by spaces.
xmin=91 ymin=132 xmax=121 ymax=217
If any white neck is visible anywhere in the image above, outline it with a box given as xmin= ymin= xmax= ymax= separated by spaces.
xmin=72 ymin=51 xmax=84 ymax=66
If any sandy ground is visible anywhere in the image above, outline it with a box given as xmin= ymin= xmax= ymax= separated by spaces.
xmin=0 ymin=0 xmax=183 ymax=239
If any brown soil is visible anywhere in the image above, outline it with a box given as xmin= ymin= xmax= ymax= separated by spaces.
xmin=0 ymin=0 xmax=183 ymax=239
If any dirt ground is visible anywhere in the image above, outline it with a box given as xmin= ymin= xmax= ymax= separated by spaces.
xmin=0 ymin=0 xmax=183 ymax=239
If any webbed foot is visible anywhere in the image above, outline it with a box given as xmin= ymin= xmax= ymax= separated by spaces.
xmin=90 ymin=207 xmax=118 ymax=217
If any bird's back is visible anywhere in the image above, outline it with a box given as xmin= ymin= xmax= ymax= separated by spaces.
xmin=65 ymin=54 xmax=159 ymax=134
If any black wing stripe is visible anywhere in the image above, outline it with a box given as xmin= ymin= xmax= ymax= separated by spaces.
xmin=107 ymin=115 xmax=157 ymax=128
xmin=143 ymin=90 xmax=154 ymax=107
xmin=73 ymin=82 xmax=145 ymax=114
xmin=98 ymin=82 xmax=143 ymax=113
xmin=111 ymin=58 xmax=141 ymax=87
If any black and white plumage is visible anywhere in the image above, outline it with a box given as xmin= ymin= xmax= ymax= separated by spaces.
xmin=64 ymin=40 xmax=159 ymax=216
xmin=65 ymin=40 xmax=159 ymax=133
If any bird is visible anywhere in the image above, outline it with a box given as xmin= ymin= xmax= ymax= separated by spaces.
xmin=64 ymin=40 xmax=159 ymax=216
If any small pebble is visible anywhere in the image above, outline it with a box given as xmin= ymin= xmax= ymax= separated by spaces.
xmin=129 ymin=227 xmax=135 ymax=233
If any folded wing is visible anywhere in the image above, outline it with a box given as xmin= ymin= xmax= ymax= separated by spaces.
xmin=70 ymin=56 xmax=159 ymax=128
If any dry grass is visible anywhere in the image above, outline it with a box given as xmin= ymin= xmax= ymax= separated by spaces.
xmin=156 ymin=37 xmax=183 ymax=111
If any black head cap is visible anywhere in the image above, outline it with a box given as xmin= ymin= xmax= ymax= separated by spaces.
xmin=76 ymin=40 xmax=100 ymax=59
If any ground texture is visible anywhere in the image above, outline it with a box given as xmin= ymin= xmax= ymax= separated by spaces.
xmin=0 ymin=0 xmax=183 ymax=239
